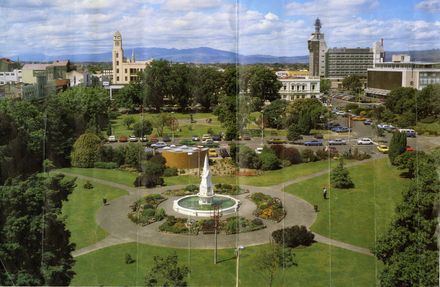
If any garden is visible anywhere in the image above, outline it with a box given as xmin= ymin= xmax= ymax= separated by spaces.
xmin=250 ymin=192 xmax=286 ymax=222
xmin=127 ymin=194 xmax=167 ymax=225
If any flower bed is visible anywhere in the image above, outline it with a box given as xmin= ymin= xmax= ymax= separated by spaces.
xmin=163 ymin=184 xmax=198 ymax=196
xmin=128 ymin=194 xmax=167 ymax=225
xmin=214 ymin=183 xmax=247 ymax=195
xmin=159 ymin=216 xmax=198 ymax=235
xmin=224 ymin=216 xmax=266 ymax=234
xmin=250 ymin=192 xmax=286 ymax=222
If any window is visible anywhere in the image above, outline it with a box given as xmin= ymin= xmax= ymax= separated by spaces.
xmin=125 ymin=76 xmax=128 ymax=81
xmin=125 ymin=69 xmax=127 ymax=73
xmin=116 ymin=61 xmax=119 ymax=66
xmin=116 ymin=52 xmax=118 ymax=58
xmin=117 ymin=76 xmax=119 ymax=81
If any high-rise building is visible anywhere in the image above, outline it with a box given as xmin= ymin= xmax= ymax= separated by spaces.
xmin=112 ymin=31 xmax=151 ymax=84
xmin=308 ymin=18 xmax=327 ymax=77
xmin=325 ymin=47 xmax=374 ymax=78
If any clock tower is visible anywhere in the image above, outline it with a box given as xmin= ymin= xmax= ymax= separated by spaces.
xmin=112 ymin=31 xmax=124 ymax=84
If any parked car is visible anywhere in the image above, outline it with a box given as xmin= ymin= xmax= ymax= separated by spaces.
xmin=405 ymin=146 xmax=415 ymax=152
xmin=304 ymin=139 xmax=323 ymax=146
xmin=255 ymin=147 xmax=264 ymax=154
xmin=241 ymin=134 xmax=251 ymax=140
xmin=108 ymin=135 xmax=117 ymax=142
xmin=314 ymin=134 xmax=324 ymax=139
xmin=140 ymin=136 xmax=148 ymax=142
xmin=151 ymin=141 xmax=167 ymax=148
xmin=377 ymin=145 xmax=389 ymax=153
xmin=398 ymin=128 xmax=417 ymax=138
xmin=208 ymin=148 xmax=218 ymax=157
xmin=377 ymin=123 xmax=395 ymax=131
xmin=162 ymin=136 xmax=171 ymax=142
xmin=326 ymin=122 xmax=341 ymax=130
xmin=331 ymin=126 xmax=352 ymax=133
xmin=328 ymin=138 xmax=347 ymax=145
xmin=150 ymin=137 xmax=158 ymax=143
xmin=267 ymin=138 xmax=287 ymax=144
xmin=192 ymin=135 xmax=200 ymax=141
xmin=352 ymin=116 xmax=367 ymax=121
xmin=357 ymin=138 xmax=374 ymax=145
xmin=129 ymin=135 xmax=138 ymax=142
xmin=335 ymin=111 xmax=346 ymax=116
xmin=363 ymin=119 xmax=373 ymax=125
xmin=201 ymin=134 xmax=211 ymax=141
xmin=212 ymin=135 xmax=222 ymax=142
xmin=219 ymin=148 xmax=230 ymax=158
xmin=119 ymin=136 xmax=128 ymax=142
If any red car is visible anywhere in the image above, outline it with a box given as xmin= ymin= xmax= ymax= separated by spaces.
xmin=405 ymin=146 xmax=414 ymax=152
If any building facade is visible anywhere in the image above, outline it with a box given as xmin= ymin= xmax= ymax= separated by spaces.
xmin=325 ymin=48 xmax=374 ymax=78
xmin=279 ymin=77 xmax=321 ymax=100
xmin=112 ymin=31 xmax=150 ymax=84
xmin=366 ymin=57 xmax=440 ymax=97
xmin=0 ymin=69 xmax=22 ymax=85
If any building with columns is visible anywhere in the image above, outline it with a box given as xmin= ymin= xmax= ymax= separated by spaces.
xmin=112 ymin=31 xmax=151 ymax=84
xmin=279 ymin=77 xmax=321 ymax=100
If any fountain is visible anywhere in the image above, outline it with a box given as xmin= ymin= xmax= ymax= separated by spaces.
xmin=173 ymin=155 xmax=239 ymax=217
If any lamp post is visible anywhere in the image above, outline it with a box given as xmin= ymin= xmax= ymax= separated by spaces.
xmin=235 ymin=245 xmax=245 ymax=287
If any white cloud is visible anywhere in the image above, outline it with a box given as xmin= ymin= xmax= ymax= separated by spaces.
xmin=416 ymin=0 xmax=440 ymax=12
xmin=163 ymin=0 xmax=221 ymax=11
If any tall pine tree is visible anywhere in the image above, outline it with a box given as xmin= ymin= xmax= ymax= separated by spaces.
xmin=388 ymin=131 xmax=407 ymax=164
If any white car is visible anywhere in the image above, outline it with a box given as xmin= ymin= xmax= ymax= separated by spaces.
xmin=255 ymin=147 xmax=264 ymax=154
xmin=335 ymin=111 xmax=346 ymax=116
xmin=357 ymin=138 xmax=374 ymax=145
xmin=128 ymin=135 xmax=138 ymax=142
xmin=108 ymin=135 xmax=117 ymax=142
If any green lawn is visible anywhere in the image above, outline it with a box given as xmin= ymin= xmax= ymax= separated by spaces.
xmin=59 ymin=160 xmax=343 ymax=188
xmin=285 ymin=158 xmax=409 ymax=249
xmin=72 ymin=242 xmax=377 ymax=286
xmin=413 ymin=121 xmax=440 ymax=136
xmin=62 ymin=178 xmax=128 ymax=249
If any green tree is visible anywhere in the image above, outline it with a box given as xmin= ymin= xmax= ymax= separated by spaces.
xmin=258 ymin=147 xmax=281 ymax=171
xmin=123 ymin=116 xmax=136 ymax=129
xmin=145 ymin=253 xmax=189 ymax=287
xmin=0 ymin=174 xmax=76 ymax=286
xmin=287 ymin=124 xmax=302 ymax=141
xmin=285 ymin=98 xmax=326 ymax=131
xmin=133 ymin=119 xmax=153 ymax=138
xmin=374 ymin=156 xmax=439 ymax=286
xmin=330 ymin=159 xmax=354 ymax=188
xmin=169 ymin=64 xmax=192 ymax=109
xmin=114 ymin=82 xmax=143 ymax=112
xmin=238 ymin=146 xmax=261 ymax=169
xmin=248 ymin=65 xmax=282 ymax=109
xmin=388 ymin=131 xmax=407 ymax=165
xmin=124 ymin=143 xmax=145 ymax=169
xmin=191 ymin=66 xmax=222 ymax=111
xmin=254 ymin=243 xmax=296 ymax=287
xmin=142 ymin=60 xmax=172 ymax=112
xmin=152 ymin=113 xmax=175 ymax=137
xmin=320 ymin=78 xmax=331 ymax=95
xmin=263 ymin=99 xmax=288 ymax=129
xmin=342 ymin=75 xmax=363 ymax=94
xmin=70 ymin=132 xmax=102 ymax=168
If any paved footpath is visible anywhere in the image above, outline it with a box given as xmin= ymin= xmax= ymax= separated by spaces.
xmin=65 ymin=157 xmax=383 ymax=258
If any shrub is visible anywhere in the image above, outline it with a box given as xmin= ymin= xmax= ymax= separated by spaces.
xmin=301 ymin=149 xmax=317 ymax=162
xmin=270 ymin=145 xmax=302 ymax=164
xmin=155 ymin=208 xmax=166 ymax=221
xmin=83 ymin=181 xmax=94 ymax=189
xmin=238 ymin=146 xmax=261 ymax=169
xmin=141 ymin=160 xmax=165 ymax=176
xmin=100 ymin=145 xmax=114 ymax=162
xmin=71 ymin=133 xmax=102 ymax=167
xmin=184 ymin=184 xmax=199 ymax=193
xmin=272 ymin=226 xmax=314 ymax=248
xmin=134 ymin=174 xmax=164 ymax=188
xmin=163 ymin=167 xmax=178 ymax=177
xmin=258 ymin=148 xmax=281 ymax=171
xmin=315 ymin=149 xmax=329 ymax=160
xmin=125 ymin=253 xmax=135 ymax=264
xmin=330 ymin=159 xmax=354 ymax=189
xmin=94 ymin=161 xmax=118 ymax=169
xmin=124 ymin=143 xmax=145 ymax=169
xmin=287 ymin=124 xmax=302 ymax=141
xmin=133 ymin=120 xmax=153 ymax=138
xmin=251 ymin=218 xmax=264 ymax=226
xmin=389 ymin=131 xmax=407 ymax=165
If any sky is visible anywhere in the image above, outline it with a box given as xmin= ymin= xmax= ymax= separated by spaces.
xmin=0 ymin=0 xmax=439 ymax=57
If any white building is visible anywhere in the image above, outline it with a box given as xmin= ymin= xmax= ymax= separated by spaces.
xmin=0 ymin=69 xmax=22 ymax=85
xmin=66 ymin=70 xmax=91 ymax=86
xmin=279 ymin=77 xmax=321 ymax=100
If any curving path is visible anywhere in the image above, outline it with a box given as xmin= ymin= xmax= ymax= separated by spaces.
xmin=63 ymin=158 xmax=380 ymax=258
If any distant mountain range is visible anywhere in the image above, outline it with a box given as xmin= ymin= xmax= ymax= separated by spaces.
xmin=5 ymin=47 xmax=440 ymax=64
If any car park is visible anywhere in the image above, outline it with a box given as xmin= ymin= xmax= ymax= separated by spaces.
xmin=328 ymin=138 xmax=347 ymax=145
xmin=241 ymin=134 xmax=251 ymax=140
xmin=357 ymin=138 xmax=374 ymax=145
xmin=201 ymin=134 xmax=212 ymax=143
xmin=119 ymin=136 xmax=128 ymax=142
xmin=108 ymin=135 xmax=117 ymax=142
xmin=304 ymin=139 xmax=323 ymax=146
xmin=377 ymin=145 xmax=389 ymax=153
xmin=151 ymin=141 xmax=167 ymax=148
xmin=129 ymin=135 xmax=138 ymax=142
xmin=405 ymin=146 xmax=415 ymax=152
xmin=314 ymin=134 xmax=324 ymax=139
xmin=255 ymin=147 xmax=264 ymax=154
xmin=140 ymin=136 xmax=148 ymax=142
xmin=335 ymin=111 xmax=346 ymax=116
xmin=363 ymin=119 xmax=373 ymax=125
xmin=162 ymin=136 xmax=171 ymax=142
xmin=326 ymin=122 xmax=341 ymax=130
xmin=192 ymin=135 xmax=200 ymax=141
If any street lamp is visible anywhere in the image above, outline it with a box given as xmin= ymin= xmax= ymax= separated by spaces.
xmin=235 ymin=245 xmax=245 ymax=287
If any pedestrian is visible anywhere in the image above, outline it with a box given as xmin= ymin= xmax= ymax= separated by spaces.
xmin=322 ymin=187 xmax=328 ymax=200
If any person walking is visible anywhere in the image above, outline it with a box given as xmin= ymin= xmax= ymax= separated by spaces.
xmin=322 ymin=187 xmax=328 ymax=200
